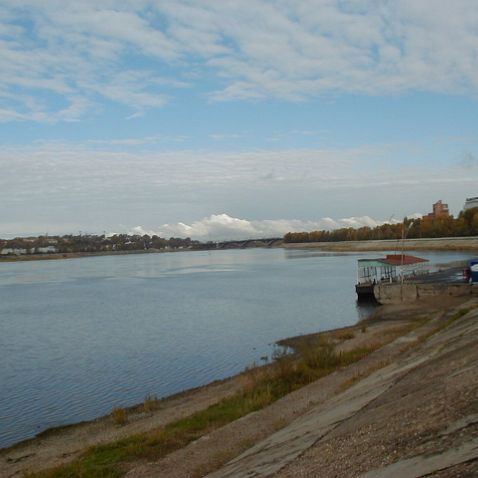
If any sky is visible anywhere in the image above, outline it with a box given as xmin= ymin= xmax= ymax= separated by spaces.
xmin=1 ymin=0 xmax=478 ymax=240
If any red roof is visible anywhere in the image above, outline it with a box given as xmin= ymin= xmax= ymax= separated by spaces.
xmin=383 ymin=254 xmax=428 ymax=265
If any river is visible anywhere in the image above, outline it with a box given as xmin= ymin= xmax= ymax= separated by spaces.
xmin=0 ymin=248 xmax=474 ymax=448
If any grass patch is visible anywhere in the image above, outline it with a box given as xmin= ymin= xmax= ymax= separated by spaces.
xmin=455 ymin=307 xmax=470 ymax=318
xmin=111 ymin=408 xmax=127 ymax=426
xmin=334 ymin=329 xmax=355 ymax=341
xmin=143 ymin=395 xmax=160 ymax=414
xmin=27 ymin=339 xmax=379 ymax=478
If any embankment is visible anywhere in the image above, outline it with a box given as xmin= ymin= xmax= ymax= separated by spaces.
xmin=374 ymin=282 xmax=478 ymax=304
xmin=283 ymin=236 xmax=478 ymax=252
xmin=213 ymin=298 xmax=478 ymax=478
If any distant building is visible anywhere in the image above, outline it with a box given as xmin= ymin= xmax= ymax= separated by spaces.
xmin=426 ymin=200 xmax=450 ymax=219
xmin=0 ymin=245 xmax=57 ymax=255
xmin=0 ymin=248 xmax=28 ymax=255
xmin=36 ymin=245 xmax=57 ymax=254
xmin=464 ymin=197 xmax=478 ymax=210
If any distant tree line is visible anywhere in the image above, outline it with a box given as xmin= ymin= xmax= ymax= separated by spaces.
xmin=0 ymin=233 xmax=202 ymax=254
xmin=283 ymin=208 xmax=478 ymax=243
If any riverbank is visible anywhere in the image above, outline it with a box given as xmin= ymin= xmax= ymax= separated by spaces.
xmin=213 ymin=297 xmax=478 ymax=478
xmin=0 ymin=249 xmax=178 ymax=262
xmin=283 ymin=235 xmax=478 ymax=252
xmin=2 ymin=295 xmax=475 ymax=477
xmin=2 ymin=235 xmax=478 ymax=263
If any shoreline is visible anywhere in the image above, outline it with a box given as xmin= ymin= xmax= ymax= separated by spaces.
xmin=0 ymin=248 xmax=185 ymax=263
xmin=0 ymin=316 xmax=370 ymax=454
xmin=282 ymin=235 xmax=478 ymax=252
xmin=1 ymin=369 xmax=246 ymax=453
xmin=0 ymin=302 xmax=384 ymax=455
xmin=2 ymin=236 xmax=478 ymax=263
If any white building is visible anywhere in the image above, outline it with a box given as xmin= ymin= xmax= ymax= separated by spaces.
xmin=0 ymin=248 xmax=28 ymax=255
xmin=464 ymin=197 xmax=478 ymax=210
xmin=36 ymin=245 xmax=57 ymax=254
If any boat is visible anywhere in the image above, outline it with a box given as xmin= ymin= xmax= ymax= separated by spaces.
xmin=356 ymin=254 xmax=429 ymax=300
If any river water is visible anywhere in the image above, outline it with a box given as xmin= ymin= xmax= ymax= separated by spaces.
xmin=0 ymin=248 xmax=474 ymax=448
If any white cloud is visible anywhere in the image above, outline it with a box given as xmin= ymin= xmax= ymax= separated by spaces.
xmin=87 ymin=134 xmax=187 ymax=146
xmin=129 ymin=213 xmax=403 ymax=241
xmin=209 ymin=133 xmax=243 ymax=141
xmin=1 ymin=1 xmax=478 ymax=121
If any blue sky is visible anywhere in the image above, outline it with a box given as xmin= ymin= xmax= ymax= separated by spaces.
xmin=1 ymin=1 xmax=478 ymax=239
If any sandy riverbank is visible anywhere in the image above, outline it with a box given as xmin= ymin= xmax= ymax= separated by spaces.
xmin=0 ymin=249 xmax=176 ymax=263
xmin=282 ymin=236 xmax=478 ymax=252
xmin=2 ymin=294 xmax=474 ymax=477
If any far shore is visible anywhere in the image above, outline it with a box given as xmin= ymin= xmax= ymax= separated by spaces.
xmin=2 ymin=236 xmax=478 ymax=264
xmin=0 ymin=248 xmax=186 ymax=263
xmin=282 ymin=235 xmax=478 ymax=252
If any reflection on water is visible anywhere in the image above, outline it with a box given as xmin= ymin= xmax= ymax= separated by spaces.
xmin=0 ymin=248 xmax=474 ymax=448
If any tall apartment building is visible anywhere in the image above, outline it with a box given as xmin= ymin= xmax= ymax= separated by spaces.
xmin=426 ymin=200 xmax=450 ymax=219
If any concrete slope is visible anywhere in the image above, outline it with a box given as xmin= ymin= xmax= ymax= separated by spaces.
xmin=208 ymin=305 xmax=478 ymax=478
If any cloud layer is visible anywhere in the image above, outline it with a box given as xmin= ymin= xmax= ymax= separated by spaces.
xmin=130 ymin=213 xmax=403 ymax=241
xmin=2 ymin=1 xmax=478 ymax=121
xmin=0 ymin=140 xmax=475 ymax=238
